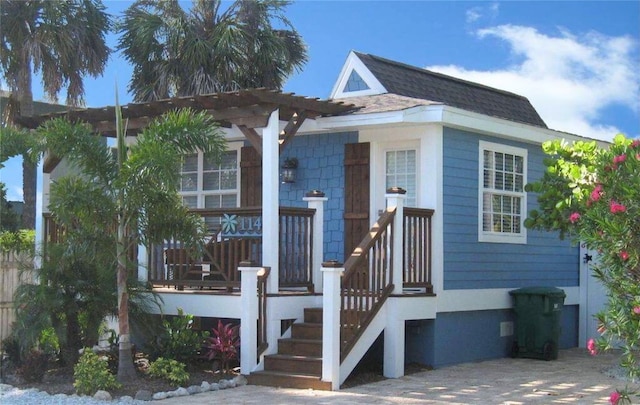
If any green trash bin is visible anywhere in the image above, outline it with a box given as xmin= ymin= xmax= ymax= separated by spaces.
xmin=509 ymin=286 xmax=566 ymax=361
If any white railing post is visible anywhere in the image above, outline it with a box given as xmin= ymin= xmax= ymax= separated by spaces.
xmin=321 ymin=260 xmax=343 ymax=391
xmin=239 ymin=260 xmax=260 ymax=375
xmin=384 ymin=187 xmax=406 ymax=378
xmin=386 ymin=187 xmax=406 ymax=295
xmin=303 ymin=190 xmax=328 ymax=293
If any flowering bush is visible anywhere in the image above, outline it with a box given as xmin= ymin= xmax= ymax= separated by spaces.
xmin=525 ymin=135 xmax=639 ymax=395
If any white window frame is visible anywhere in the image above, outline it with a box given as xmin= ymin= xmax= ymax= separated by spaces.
xmin=179 ymin=142 xmax=242 ymax=209
xmin=478 ymin=140 xmax=527 ymax=244
xmin=373 ymin=140 xmax=420 ymax=214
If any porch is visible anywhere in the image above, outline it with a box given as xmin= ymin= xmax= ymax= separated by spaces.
xmin=143 ymin=189 xmax=436 ymax=390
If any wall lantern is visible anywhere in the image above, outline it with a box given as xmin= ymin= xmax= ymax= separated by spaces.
xmin=281 ymin=157 xmax=298 ymax=183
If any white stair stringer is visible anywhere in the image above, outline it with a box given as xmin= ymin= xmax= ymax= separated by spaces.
xmin=338 ymin=300 xmax=389 ymax=386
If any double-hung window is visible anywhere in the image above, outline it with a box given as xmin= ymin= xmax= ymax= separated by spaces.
xmin=179 ymin=146 xmax=240 ymax=210
xmin=385 ymin=148 xmax=418 ymax=207
xmin=478 ymin=141 xmax=527 ymax=244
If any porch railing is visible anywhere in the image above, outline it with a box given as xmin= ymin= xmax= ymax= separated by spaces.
xmin=403 ymin=207 xmax=434 ymax=293
xmin=340 ymin=207 xmax=396 ymax=360
xmin=257 ymin=267 xmax=270 ymax=356
xmin=148 ymin=206 xmax=315 ymax=291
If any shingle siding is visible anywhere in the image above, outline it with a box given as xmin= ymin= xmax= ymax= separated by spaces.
xmin=279 ymin=131 xmax=359 ymax=261
xmin=442 ymin=127 xmax=579 ymax=289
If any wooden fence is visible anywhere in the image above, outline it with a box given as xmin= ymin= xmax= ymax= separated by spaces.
xmin=0 ymin=251 xmax=29 ymax=345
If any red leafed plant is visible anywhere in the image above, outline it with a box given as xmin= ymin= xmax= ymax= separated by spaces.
xmin=203 ymin=320 xmax=240 ymax=373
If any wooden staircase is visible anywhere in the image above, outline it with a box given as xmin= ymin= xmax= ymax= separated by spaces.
xmin=248 ymin=307 xmax=332 ymax=390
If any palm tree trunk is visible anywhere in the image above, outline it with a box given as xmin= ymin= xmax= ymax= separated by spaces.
xmin=22 ymin=159 xmax=37 ymax=229
xmin=116 ymin=220 xmax=136 ymax=381
xmin=17 ymin=50 xmax=36 ymax=229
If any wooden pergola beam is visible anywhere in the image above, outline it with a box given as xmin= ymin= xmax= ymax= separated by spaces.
xmin=279 ymin=110 xmax=307 ymax=152
xmin=237 ymin=125 xmax=263 ymax=156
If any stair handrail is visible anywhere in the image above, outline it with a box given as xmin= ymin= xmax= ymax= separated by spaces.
xmin=340 ymin=207 xmax=396 ymax=360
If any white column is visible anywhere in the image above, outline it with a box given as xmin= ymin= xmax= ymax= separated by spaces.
xmin=383 ymin=299 xmax=405 ymax=378
xmin=321 ymin=260 xmax=343 ymax=391
xmin=137 ymin=244 xmax=148 ymax=282
xmin=303 ymin=190 xmax=328 ymax=293
xmin=386 ymin=187 xmax=406 ymax=295
xmin=384 ymin=188 xmax=406 ymax=378
xmin=261 ymin=109 xmax=280 ymax=294
xmin=239 ymin=261 xmax=261 ymax=375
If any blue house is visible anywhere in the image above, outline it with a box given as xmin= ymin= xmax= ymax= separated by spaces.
xmin=34 ymin=51 xmax=601 ymax=390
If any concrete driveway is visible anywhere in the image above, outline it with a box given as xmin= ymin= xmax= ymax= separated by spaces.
xmin=159 ymin=348 xmax=639 ymax=404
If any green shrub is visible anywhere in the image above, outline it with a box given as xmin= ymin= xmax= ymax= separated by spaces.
xmin=0 ymin=229 xmax=35 ymax=253
xmin=148 ymin=308 xmax=208 ymax=363
xmin=73 ymin=349 xmax=121 ymax=395
xmin=17 ymin=349 xmax=48 ymax=382
xmin=148 ymin=357 xmax=190 ymax=386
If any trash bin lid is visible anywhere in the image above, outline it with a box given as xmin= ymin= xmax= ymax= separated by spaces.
xmin=509 ymin=286 xmax=566 ymax=297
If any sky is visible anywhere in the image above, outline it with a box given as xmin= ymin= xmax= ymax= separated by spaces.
xmin=1 ymin=0 xmax=639 ymax=204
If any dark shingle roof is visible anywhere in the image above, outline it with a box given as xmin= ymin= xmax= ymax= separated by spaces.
xmin=355 ymin=52 xmax=547 ymax=128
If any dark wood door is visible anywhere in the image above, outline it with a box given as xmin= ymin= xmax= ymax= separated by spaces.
xmin=240 ymin=146 xmax=262 ymax=207
xmin=344 ymin=142 xmax=370 ymax=260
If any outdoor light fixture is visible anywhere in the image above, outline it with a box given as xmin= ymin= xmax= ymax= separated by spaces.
xmin=281 ymin=157 xmax=298 ymax=183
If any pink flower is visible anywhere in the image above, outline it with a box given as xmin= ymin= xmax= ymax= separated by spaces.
xmin=610 ymin=200 xmax=627 ymax=214
xmin=631 ymin=139 xmax=640 ymax=149
xmin=620 ymin=251 xmax=630 ymax=261
xmin=610 ymin=390 xmax=621 ymax=405
xmin=590 ymin=184 xmax=603 ymax=203
xmin=569 ymin=212 xmax=581 ymax=223
xmin=587 ymin=338 xmax=597 ymax=356
xmin=613 ymin=154 xmax=627 ymax=166
xmin=634 ymin=307 xmax=640 ymax=315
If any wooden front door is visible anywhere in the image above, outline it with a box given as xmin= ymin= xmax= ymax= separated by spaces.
xmin=240 ymin=146 xmax=262 ymax=207
xmin=344 ymin=142 xmax=370 ymax=260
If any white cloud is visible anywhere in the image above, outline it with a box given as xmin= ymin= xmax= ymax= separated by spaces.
xmin=465 ymin=3 xmax=500 ymax=24
xmin=426 ymin=25 xmax=639 ymax=141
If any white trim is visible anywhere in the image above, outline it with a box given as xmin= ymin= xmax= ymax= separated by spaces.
xmin=330 ymin=51 xmax=387 ymax=99
xmin=478 ymin=141 xmax=528 ymax=244
xmin=438 ymin=287 xmax=580 ymax=313
xmin=316 ymin=104 xmax=604 ymax=146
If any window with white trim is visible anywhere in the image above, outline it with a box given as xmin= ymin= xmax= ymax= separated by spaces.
xmin=478 ymin=141 xmax=527 ymax=244
xmin=179 ymin=146 xmax=240 ymax=210
xmin=386 ymin=149 xmax=417 ymax=207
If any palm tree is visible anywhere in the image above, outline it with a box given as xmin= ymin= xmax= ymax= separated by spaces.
xmin=0 ymin=0 xmax=111 ymax=229
xmin=36 ymin=105 xmax=226 ymax=381
xmin=117 ymin=0 xmax=307 ymax=102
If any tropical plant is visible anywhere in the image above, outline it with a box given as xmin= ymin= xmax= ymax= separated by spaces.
xmin=148 ymin=357 xmax=190 ymax=386
xmin=148 ymin=308 xmax=209 ymax=363
xmin=73 ymin=349 xmax=121 ymax=396
xmin=36 ymin=104 xmax=226 ymax=381
xmin=0 ymin=229 xmax=35 ymax=253
xmin=203 ymin=320 xmax=240 ymax=373
xmin=117 ymin=0 xmax=307 ymax=101
xmin=16 ymin=349 xmax=48 ymax=383
xmin=13 ymin=241 xmax=118 ymax=366
xmin=0 ymin=0 xmax=111 ymax=229
xmin=525 ymin=134 xmax=640 ymax=400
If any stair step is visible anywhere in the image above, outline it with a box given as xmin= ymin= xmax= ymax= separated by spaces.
xmin=248 ymin=370 xmax=332 ymax=390
xmin=264 ymin=354 xmax=322 ymax=375
xmin=304 ymin=307 xmax=323 ymax=323
xmin=291 ymin=323 xmax=322 ymax=340
xmin=278 ymin=338 xmax=322 ymax=357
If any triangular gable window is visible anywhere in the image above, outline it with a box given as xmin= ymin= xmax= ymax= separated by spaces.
xmin=343 ymin=70 xmax=370 ymax=92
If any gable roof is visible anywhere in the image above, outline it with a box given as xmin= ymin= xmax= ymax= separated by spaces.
xmin=351 ymin=52 xmax=547 ymax=128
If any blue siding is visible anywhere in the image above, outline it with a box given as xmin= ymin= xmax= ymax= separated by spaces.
xmin=278 ymin=132 xmax=358 ymax=261
xmin=405 ymin=305 xmax=578 ymax=368
xmin=442 ymin=127 xmax=579 ymax=290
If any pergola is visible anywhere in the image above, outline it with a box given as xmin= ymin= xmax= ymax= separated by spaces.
xmin=15 ymin=88 xmax=358 ymax=172
xmin=18 ymin=88 xmax=359 ymax=294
